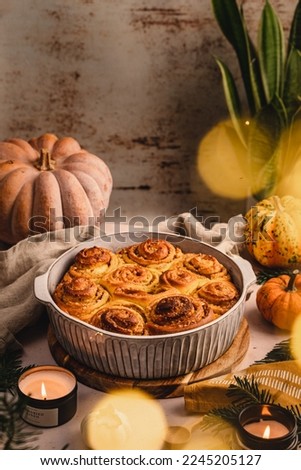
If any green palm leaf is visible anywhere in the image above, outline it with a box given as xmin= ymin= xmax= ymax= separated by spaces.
xmin=215 ymin=58 xmax=246 ymax=146
xmin=283 ymin=48 xmax=301 ymax=122
xmin=212 ymin=0 xmax=301 ymax=201
xmin=288 ymin=0 xmax=301 ymax=52
xmin=212 ymin=0 xmax=265 ymax=114
xmin=258 ymin=1 xmax=285 ymax=101
xmin=247 ymin=98 xmax=284 ymax=197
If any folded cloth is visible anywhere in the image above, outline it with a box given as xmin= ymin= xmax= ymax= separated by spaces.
xmin=156 ymin=212 xmax=246 ymax=255
xmin=184 ymin=360 xmax=301 ymax=413
xmin=0 ymin=225 xmax=102 ymax=354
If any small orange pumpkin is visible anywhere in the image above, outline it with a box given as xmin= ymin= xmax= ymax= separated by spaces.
xmin=256 ymin=270 xmax=301 ymax=330
xmin=0 ymin=133 xmax=113 ymax=244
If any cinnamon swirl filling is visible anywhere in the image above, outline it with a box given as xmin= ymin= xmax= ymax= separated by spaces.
xmin=182 ymin=253 xmax=230 ymax=280
xmin=100 ymin=264 xmax=159 ymax=294
xmin=118 ymin=238 xmax=183 ymax=270
xmin=194 ymin=280 xmax=240 ymax=315
xmin=90 ymin=303 xmax=146 ymax=335
xmin=146 ymin=293 xmax=216 ymax=334
xmin=53 ymin=277 xmax=110 ymax=321
xmin=68 ymin=246 xmax=120 ymax=279
xmin=159 ymin=267 xmax=200 ymax=294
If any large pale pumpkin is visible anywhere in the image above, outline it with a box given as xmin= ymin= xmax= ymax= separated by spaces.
xmin=244 ymin=195 xmax=301 ymax=267
xmin=0 ymin=133 xmax=113 ymax=244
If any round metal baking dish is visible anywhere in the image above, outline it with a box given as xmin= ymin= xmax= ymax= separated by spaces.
xmin=34 ymin=231 xmax=256 ymax=379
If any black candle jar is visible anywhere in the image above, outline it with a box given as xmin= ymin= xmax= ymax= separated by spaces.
xmin=17 ymin=365 xmax=77 ymax=428
xmin=236 ymin=404 xmax=298 ymax=450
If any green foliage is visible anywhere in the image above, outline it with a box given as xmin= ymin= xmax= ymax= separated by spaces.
xmin=255 ymin=339 xmax=292 ymax=363
xmin=212 ymin=0 xmax=301 ymax=199
xmin=0 ymin=392 xmax=40 ymax=450
xmin=256 ymin=267 xmax=292 ymax=284
xmin=199 ymin=341 xmax=301 ymax=446
xmin=0 ymin=351 xmax=40 ymax=450
xmin=0 ymin=351 xmax=33 ymax=393
xmin=227 ymin=375 xmax=275 ymax=406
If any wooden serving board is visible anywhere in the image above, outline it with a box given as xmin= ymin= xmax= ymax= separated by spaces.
xmin=48 ymin=318 xmax=249 ymax=399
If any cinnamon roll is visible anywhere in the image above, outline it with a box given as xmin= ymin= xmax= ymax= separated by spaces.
xmin=67 ymin=246 xmax=121 ymax=280
xmin=118 ymin=238 xmax=183 ymax=271
xmin=159 ymin=267 xmax=201 ymax=294
xmin=90 ymin=302 xmax=147 ymax=336
xmin=194 ymin=280 xmax=240 ymax=315
xmin=53 ymin=276 xmax=110 ymax=322
xmin=100 ymin=264 xmax=159 ymax=295
xmin=146 ymin=292 xmax=216 ymax=335
xmin=181 ymin=253 xmax=230 ymax=281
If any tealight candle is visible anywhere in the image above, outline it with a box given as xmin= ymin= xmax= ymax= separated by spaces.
xmin=237 ymin=404 xmax=298 ymax=450
xmin=244 ymin=419 xmax=289 ymax=439
xmin=18 ymin=365 xmax=77 ymax=428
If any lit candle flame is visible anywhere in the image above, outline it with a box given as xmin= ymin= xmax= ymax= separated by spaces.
xmin=263 ymin=425 xmax=271 ymax=439
xmin=41 ymin=381 xmax=47 ymax=400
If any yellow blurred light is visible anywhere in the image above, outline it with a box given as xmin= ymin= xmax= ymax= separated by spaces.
xmin=275 ymin=157 xmax=301 ymax=198
xmin=274 ymin=119 xmax=301 ymax=198
xmin=81 ymin=388 xmax=167 ymax=450
xmin=290 ymin=315 xmax=301 ymax=366
xmin=196 ymin=120 xmax=250 ymax=199
xmin=197 ymin=117 xmax=301 ymax=201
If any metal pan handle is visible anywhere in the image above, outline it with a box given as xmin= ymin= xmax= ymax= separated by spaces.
xmin=229 ymin=254 xmax=257 ymax=290
xmin=34 ymin=272 xmax=52 ymax=304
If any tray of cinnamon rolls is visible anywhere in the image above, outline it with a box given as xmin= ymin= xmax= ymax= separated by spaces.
xmin=34 ymin=231 xmax=256 ymax=379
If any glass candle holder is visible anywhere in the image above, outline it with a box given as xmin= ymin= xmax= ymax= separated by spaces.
xmin=236 ymin=404 xmax=298 ymax=450
xmin=17 ymin=365 xmax=77 ymax=428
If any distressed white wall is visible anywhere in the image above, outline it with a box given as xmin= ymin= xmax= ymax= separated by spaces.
xmin=0 ymin=0 xmax=296 ymax=224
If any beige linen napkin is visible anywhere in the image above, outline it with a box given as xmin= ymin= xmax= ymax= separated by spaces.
xmin=184 ymin=360 xmax=301 ymax=413
xmin=156 ymin=212 xmax=246 ymax=255
xmin=0 ymin=225 xmax=102 ymax=354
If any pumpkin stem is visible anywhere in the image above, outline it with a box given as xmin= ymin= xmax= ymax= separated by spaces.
xmin=35 ymin=148 xmax=56 ymax=171
xmin=286 ymin=269 xmax=299 ymax=292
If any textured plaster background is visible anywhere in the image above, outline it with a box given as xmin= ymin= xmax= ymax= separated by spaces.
xmin=0 ymin=0 xmax=296 ymax=223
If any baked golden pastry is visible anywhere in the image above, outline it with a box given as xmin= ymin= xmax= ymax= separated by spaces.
xmin=53 ymin=238 xmax=240 ymax=335
xmin=181 ymin=253 xmax=230 ymax=281
xmin=67 ymin=246 xmax=121 ymax=280
xmin=53 ymin=276 xmax=110 ymax=322
xmin=159 ymin=267 xmax=201 ymax=294
xmin=194 ymin=280 xmax=240 ymax=315
xmin=100 ymin=264 xmax=159 ymax=295
xmin=146 ymin=291 xmax=216 ymax=335
xmin=117 ymin=238 xmax=183 ymax=271
xmin=90 ymin=301 xmax=147 ymax=336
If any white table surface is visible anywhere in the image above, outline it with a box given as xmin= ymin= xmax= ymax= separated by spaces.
xmin=18 ymin=244 xmax=290 ymax=451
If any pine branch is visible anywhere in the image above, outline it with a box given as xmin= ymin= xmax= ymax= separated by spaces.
xmin=0 ymin=350 xmax=34 ymax=393
xmin=205 ymin=405 xmax=244 ymax=425
xmin=227 ymin=375 xmax=275 ymax=406
xmin=256 ymin=268 xmax=291 ymax=284
xmin=255 ymin=339 xmax=292 ymax=364
xmin=200 ymin=413 xmax=238 ymax=449
xmin=0 ymin=392 xmax=40 ymax=450
xmin=0 ymin=350 xmax=40 ymax=449
xmin=199 ymin=340 xmax=301 ymax=447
